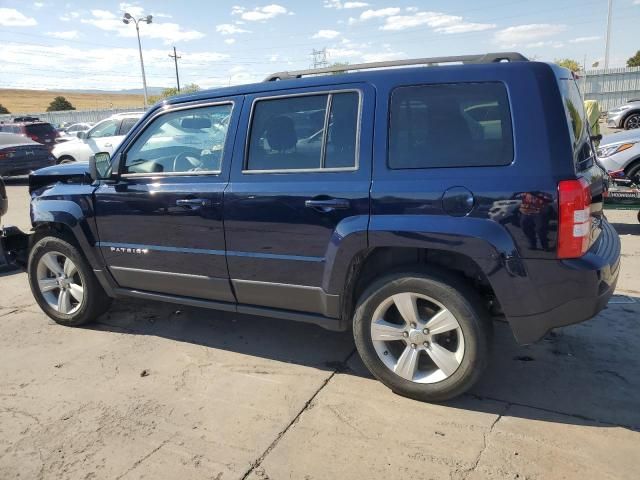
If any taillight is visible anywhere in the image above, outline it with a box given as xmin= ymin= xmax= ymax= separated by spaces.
xmin=557 ymin=178 xmax=592 ymax=259
xmin=0 ymin=149 xmax=16 ymax=160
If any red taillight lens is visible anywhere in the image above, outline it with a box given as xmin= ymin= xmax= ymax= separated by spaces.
xmin=0 ymin=149 xmax=16 ymax=160
xmin=557 ymin=178 xmax=591 ymax=259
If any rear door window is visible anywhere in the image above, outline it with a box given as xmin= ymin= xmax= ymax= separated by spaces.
xmin=388 ymin=82 xmax=514 ymax=169
xmin=246 ymin=91 xmax=360 ymax=171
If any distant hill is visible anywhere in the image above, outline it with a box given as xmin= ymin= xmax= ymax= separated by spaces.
xmin=0 ymin=88 xmax=157 ymax=114
xmin=52 ymin=87 xmax=166 ymax=95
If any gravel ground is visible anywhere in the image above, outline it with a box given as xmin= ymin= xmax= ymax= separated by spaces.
xmin=1 ymin=184 xmax=639 ymax=480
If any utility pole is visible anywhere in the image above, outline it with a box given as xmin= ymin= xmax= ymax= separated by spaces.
xmin=604 ymin=0 xmax=613 ymax=69
xmin=169 ymin=46 xmax=181 ymax=92
xmin=311 ymin=48 xmax=328 ymax=69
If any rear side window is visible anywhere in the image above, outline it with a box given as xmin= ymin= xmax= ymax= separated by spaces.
xmin=118 ymin=117 xmax=139 ymax=135
xmin=26 ymin=123 xmax=55 ymax=136
xmin=246 ymin=91 xmax=359 ymax=171
xmin=388 ymin=83 xmax=514 ymax=169
xmin=559 ymin=79 xmax=593 ymax=170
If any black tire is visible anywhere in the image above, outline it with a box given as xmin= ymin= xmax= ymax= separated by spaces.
xmin=353 ymin=270 xmax=492 ymax=402
xmin=623 ymin=113 xmax=640 ymax=130
xmin=28 ymin=235 xmax=111 ymax=326
xmin=627 ymin=161 xmax=640 ymax=187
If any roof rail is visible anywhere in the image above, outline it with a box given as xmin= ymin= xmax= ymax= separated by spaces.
xmin=264 ymin=52 xmax=528 ymax=82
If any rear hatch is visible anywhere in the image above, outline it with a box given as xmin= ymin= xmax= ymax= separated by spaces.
xmin=557 ymin=75 xmax=606 ymax=256
xmin=25 ymin=122 xmax=58 ymax=147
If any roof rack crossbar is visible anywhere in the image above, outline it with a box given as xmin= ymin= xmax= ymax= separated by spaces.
xmin=264 ymin=52 xmax=528 ymax=82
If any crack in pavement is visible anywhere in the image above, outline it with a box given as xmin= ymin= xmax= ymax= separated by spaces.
xmin=461 ymin=402 xmax=511 ymax=480
xmin=239 ymin=348 xmax=357 ymax=480
xmin=114 ymin=435 xmax=174 ymax=480
xmin=466 ymin=393 xmax=640 ymax=431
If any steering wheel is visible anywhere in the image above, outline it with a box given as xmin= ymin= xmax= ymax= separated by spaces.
xmin=172 ymin=151 xmax=203 ymax=172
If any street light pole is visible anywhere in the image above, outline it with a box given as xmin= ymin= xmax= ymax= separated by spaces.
xmin=604 ymin=0 xmax=613 ymax=70
xmin=123 ymin=13 xmax=152 ymax=109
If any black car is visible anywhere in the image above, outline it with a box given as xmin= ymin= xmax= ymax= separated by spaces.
xmin=0 ymin=120 xmax=59 ymax=148
xmin=0 ymin=133 xmax=56 ymax=178
xmin=1 ymin=52 xmax=621 ymax=401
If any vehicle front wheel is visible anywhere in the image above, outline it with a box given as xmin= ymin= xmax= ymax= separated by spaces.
xmin=623 ymin=113 xmax=640 ymax=130
xmin=28 ymin=235 xmax=111 ymax=326
xmin=353 ymin=271 xmax=491 ymax=402
xmin=57 ymin=156 xmax=75 ymax=164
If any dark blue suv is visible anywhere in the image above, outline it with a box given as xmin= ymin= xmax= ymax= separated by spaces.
xmin=10 ymin=53 xmax=620 ymax=401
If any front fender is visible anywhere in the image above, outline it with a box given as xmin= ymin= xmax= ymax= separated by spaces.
xmin=30 ymin=184 xmax=103 ymax=270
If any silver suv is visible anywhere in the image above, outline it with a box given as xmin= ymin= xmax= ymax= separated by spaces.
xmin=606 ymin=99 xmax=640 ymax=130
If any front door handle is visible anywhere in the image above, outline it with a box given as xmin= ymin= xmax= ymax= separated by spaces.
xmin=176 ymin=198 xmax=212 ymax=208
xmin=305 ymin=198 xmax=350 ymax=212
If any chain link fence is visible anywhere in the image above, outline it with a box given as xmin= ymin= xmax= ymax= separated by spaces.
xmin=0 ymin=107 xmax=146 ymax=126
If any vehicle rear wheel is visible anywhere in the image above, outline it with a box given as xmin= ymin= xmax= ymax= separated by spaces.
xmin=623 ymin=113 xmax=640 ymax=130
xmin=28 ymin=235 xmax=111 ymax=326
xmin=353 ymin=271 xmax=491 ymax=402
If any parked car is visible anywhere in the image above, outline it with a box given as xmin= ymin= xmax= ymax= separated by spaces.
xmin=1 ymin=52 xmax=620 ymax=401
xmin=606 ymin=99 xmax=640 ymax=130
xmin=597 ymin=129 xmax=640 ymax=184
xmin=51 ymin=112 xmax=142 ymax=164
xmin=0 ymin=133 xmax=56 ymax=178
xmin=56 ymin=122 xmax=94 ymax=143
xmin=0 ymin=119 xmax=59 ymax=147
xmin=0 ymin=175 xmax=6 ymax=218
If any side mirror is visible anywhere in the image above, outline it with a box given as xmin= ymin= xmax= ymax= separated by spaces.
xmin=591 ymin=134 xmax=603 ymax=143
xmin=90 ymin=152 xmax=113 ymax=181
xmin=77 ymin=131 xmax=87 ymax=140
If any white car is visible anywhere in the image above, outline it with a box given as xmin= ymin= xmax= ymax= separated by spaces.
xmin=52 ymin=113 xmax=143 ymax=164
xmin=56 ymin=123 xmax=94 ymax=143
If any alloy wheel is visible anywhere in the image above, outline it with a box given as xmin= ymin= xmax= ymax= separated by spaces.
xmin=36 ymin=251 xmax=84 ymax=314
xmin=626 ymin=114 xmax=640 ymax=130
xmin=370 ymin=292 xmax=465 ymax=383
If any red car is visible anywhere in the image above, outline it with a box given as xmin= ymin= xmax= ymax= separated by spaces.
xmin=0 ymin=118 xmax=59 ymax=148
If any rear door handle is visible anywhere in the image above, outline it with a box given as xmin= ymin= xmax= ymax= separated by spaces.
xmin=176 ymin=198 xmax=212 ymax=208
xmin=305 ymin=198 xmax=350 ymax=212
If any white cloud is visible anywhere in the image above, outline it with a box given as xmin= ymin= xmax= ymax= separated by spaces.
xmin=119 ymin=2 xmax=144 ymax=18
xmin=312 ymin=29 xmax=341 ymax=39
xmin=361 ymin=50 xmax=404 ymax=62
xmin=59 ymin=11 xmax=80 ymax=22
xmin=224 ymin=38 xmax=236 ymax=45
xmin=216 ymin=24 xmax=250 ymax=35
xmin=569 ymin=36 xmax=600 ymax=43
xmin=360 ymin=8 xmax=401 ymax=20
xmin=81 ymin=9 xmax=205 ymax=44
xmin=0 ymin=8 xmax=37 ymax=26
xmin=494 ymin=24 xmax=566 ymax=47
xmin=231 ymin=4 xmax=289 ymax=22
xmin=324 ymin=0 xmax=369 ymax=8
xmin=34 ymin=2 xmax=45 ymax=8
xmin=47 ymin=30 xmax=80 ymax=40
xmin=381 ymin=11 xmax=495 ymax=33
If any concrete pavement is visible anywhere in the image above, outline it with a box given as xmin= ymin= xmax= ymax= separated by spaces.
xmin=1 ymin=184 xmax=639 ymax=479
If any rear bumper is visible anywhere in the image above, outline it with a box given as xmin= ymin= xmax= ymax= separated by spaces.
xmin=507 ymin=220 xmax=620 ymax=344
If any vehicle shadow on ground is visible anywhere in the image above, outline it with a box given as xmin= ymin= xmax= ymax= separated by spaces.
xmin=611 ymin=221 xmax=640 ymax=235
xmin=90 ymin=297 xmax=640 ymax=431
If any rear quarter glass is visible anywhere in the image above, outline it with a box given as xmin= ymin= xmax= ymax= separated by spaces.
xmin=388 ymin=82 xmax=514 ymax=169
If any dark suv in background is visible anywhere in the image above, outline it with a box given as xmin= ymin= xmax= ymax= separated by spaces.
xmin=0 ymin=118 xmax=59 ymax=148
xmin=2 ymin=52 xmax=620 ymax=401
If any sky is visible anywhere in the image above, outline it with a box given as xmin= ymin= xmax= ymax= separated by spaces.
xmin=1 ymin=0 xmax=639 ymax=91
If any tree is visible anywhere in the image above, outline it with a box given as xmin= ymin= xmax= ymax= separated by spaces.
xmin=46 ymin=96 xmax=75 ymax=112
xmin=627 ymin=50 xmax=640 ymax=68
xmin=555 ymin=58 xmax=581 ymax=72
xmin=148 ymin=83 xmax=201 ymax=104
xmin=328 ymin=62 xmax=349 ymax=74
xmin=0 ymin=104 xmax=9 ymax=114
